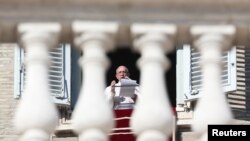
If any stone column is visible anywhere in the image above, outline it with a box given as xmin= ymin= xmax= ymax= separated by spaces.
xmin=130 ymin=23 xmax=177 ymax=141
xmin=190 ymin=25 xmax=236 ymax=140
xmin=14 ymin=23 xmax=61 ymax=141
xmin=71 ymin=21 xmax=118 ymax=141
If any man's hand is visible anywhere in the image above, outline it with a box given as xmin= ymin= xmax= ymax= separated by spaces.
xmin=110 ymin=80 xmax=116 ymax=97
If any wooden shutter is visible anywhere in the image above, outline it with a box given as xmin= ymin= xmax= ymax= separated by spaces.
xmin=15 ymin=44 xmax=71 ymax=106
xmin=176 ymin=45 xmax=191 ymax=105
xmin=227 ymin=46 xmax=250 ymax=111
xmin=49 ymin=44 xmax=71 ymax=105
xmin=14 ymin=44 xmax=24 ymax=98
xmin=177 ymin=45 xmax=237 ymax=101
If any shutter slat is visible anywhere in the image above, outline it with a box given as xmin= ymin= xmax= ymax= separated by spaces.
xmin=228 ymin=94 xmax=246 ymax=100
xmin=50 ymin=66 xmax=63 ymax=69
xmin=228 ymin=99 xmax=246 ymax=105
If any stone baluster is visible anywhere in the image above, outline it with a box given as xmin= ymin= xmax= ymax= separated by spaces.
xmin=71 ymin=21 xmax=118 ymax=141
xmin=130 ymin=23 xmax=177 ymax=141
xmin=14 ymin=23 xmax=61 ymax=141
xmin=190 ymin=25 xmax=236 ymax=141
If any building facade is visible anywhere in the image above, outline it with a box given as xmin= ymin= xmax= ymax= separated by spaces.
xmin=1 ymin=1 xmax=250 ymax=141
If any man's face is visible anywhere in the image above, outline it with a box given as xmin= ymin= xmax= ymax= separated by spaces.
xmin=116 ymin=66 xmax=128 ymax=81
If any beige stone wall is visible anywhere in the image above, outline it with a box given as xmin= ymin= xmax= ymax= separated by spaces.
xmin=0 ymin=44 xmax=19 ymax=141
xmin=0 ymin=44 xmax=76 ymax=141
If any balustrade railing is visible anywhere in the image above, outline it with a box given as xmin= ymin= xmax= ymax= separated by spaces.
xmin=13 ymin=22 xmax=236 ymax=141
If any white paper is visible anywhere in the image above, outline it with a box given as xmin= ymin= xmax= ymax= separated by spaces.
xmin=118 ymin=79 xmax=138 ymax=97
xmin=120 ymin=79 xmax=137 ymax=86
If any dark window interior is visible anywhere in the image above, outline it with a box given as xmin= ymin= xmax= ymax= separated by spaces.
xmin=106 ymin=47 xmax=176 ymax=107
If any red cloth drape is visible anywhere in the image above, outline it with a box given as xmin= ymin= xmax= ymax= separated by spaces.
xmin=109 ymin=108 xmax=176 ymax=141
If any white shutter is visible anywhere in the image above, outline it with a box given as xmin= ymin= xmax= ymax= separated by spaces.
xmin=227 ymin=46 xmax=250 ymax=111
xmin=177 ymin=45 xmax=237 ymax=101
xmin=14 ymin=44 xmax=24 ymax=98
xmin=14 ymin=44 xmax=71 ymax=106
xmin=49 ymin=44 xmax=71 ymax=105
xmin=176 ymin=45 xmax=191 ymax=105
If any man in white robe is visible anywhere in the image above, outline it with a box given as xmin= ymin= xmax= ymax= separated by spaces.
xmin=105 ymin=65 xmax=140 ymax=109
